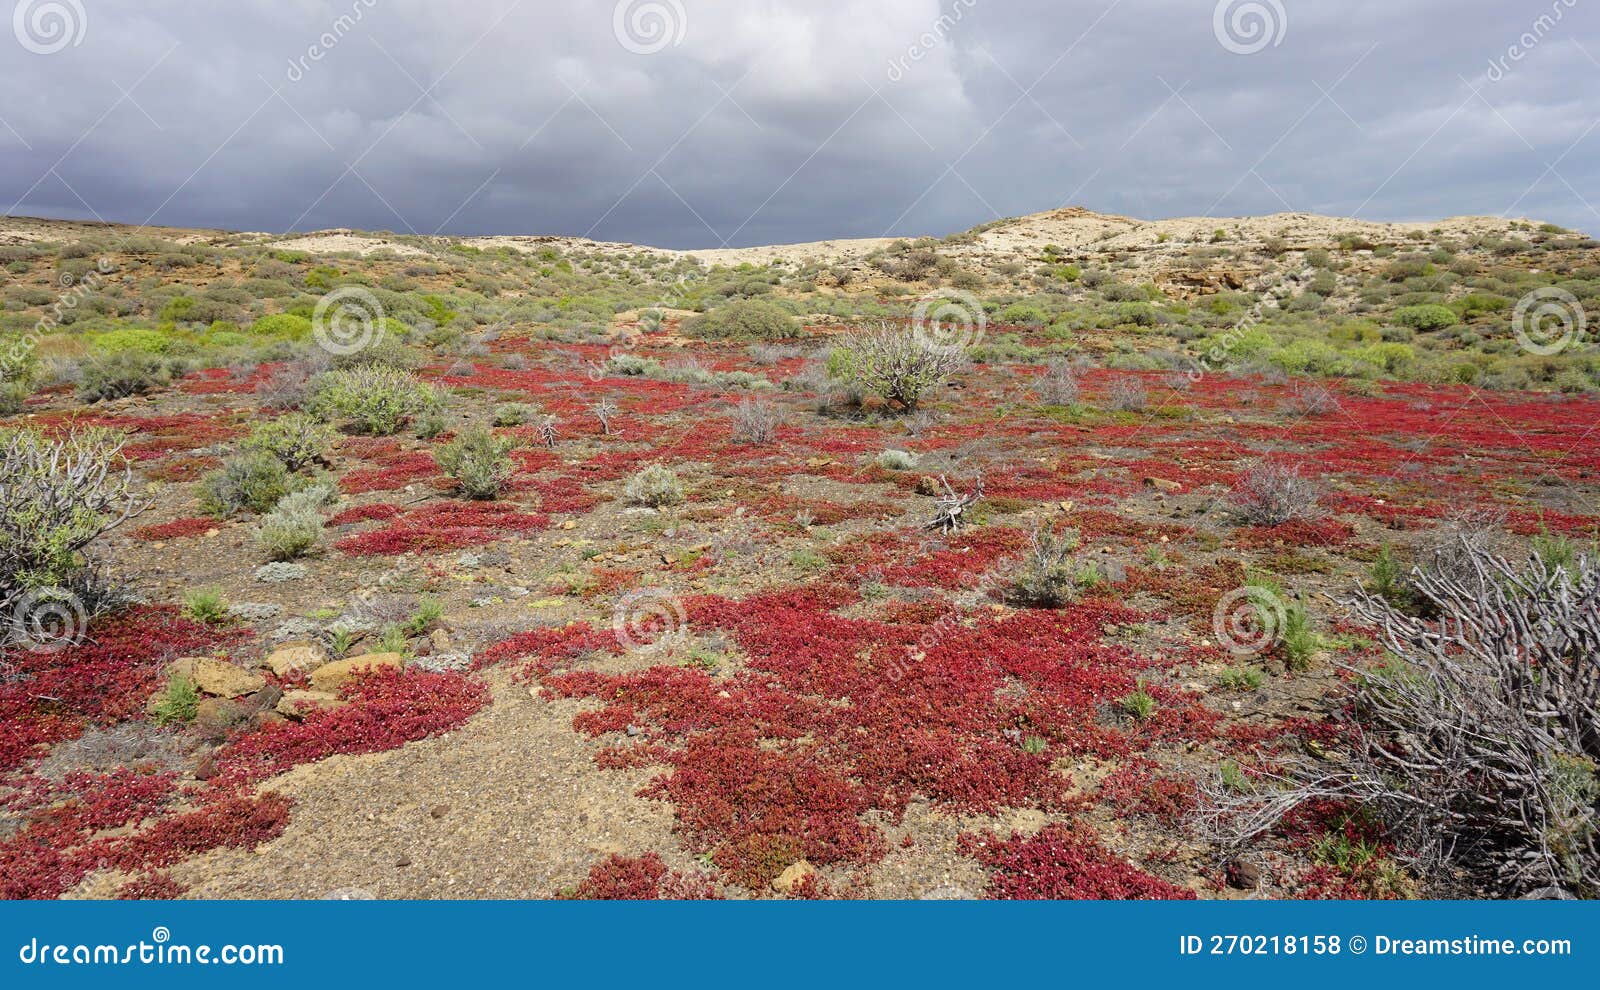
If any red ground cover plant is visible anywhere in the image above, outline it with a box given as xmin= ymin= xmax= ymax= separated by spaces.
xmin=0 ymin=768 xmax=291 ymax=900
xmin=339 ymin=451 xmax=440 ymax=495
xmin=488 ymin=582 xmax=1207 ymax=891
xmin=326 ymin=503 xmax=402 ymax=526
xmin=0 ymin=607 xmax=246 ymax=772
xmin=560 ymin=852 xmax=721 ymax=900
xmin=334 ymin=501 xmax=548 ymax=555
xmin=959 ymin=823 xmax=1195 ymax=899
xmin=217 ymin=668 xmax=489 ymax=785
xmin=131 ymin=517 xmax=217 ymax=541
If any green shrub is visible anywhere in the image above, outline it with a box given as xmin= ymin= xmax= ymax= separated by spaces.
xmin=243 ymin=413 xmax=335 ymax=471
xmin=876 ymin=449 xmax=918 ymax=471
xmin=492 ymin=402 xmax=537 ymax=426
xmin=311 ymin=366 xmax=437 ymax=435
xmin=94 ymin=327 xmax=173 ymax=355
xmin=1392 ymin=304 xmax=1457 ymax=331
xmin=249 ymin=313 xmax=314 ymax=339
xmin=623 ymin=464 xmax=685 ymax=507
xmin=682 ymin=299 xmax=801 ymax=340
xmin=200 ymin=452 xmax=297 ymax=517
xmin=151 ymin=676 xmax=199 ymax=726
xmin=255 ymin=484 xmax=333 ymax=560
xmin=436 ymin=426 xmax=515 ymax=500
xmin=182 ymin=588 xmax=230 ymax=625
xmin=76 ymin=350 xmax=171 ymax=401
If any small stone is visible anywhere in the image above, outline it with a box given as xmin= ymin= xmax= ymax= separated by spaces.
xmin=309 ymin=652 xmax=404 ymax=693
xmin=429 ymin=628 xmax=451 ymax=652
xmin=395 ymin=854 xmax=412 ymax=868
xmin=625 ymin=724 xmax=642 ymax=737
xmin=193 ymin=753 xmax=218 ymax=780
xmin=430 ymin=804 xmax=449 ymax=819
xmin=772 ymin=859 xmax=817 ymax=894
xmin=1226 ymin=859 xmax=1262 ymax=890
xmin=1144 ymin=477 xmax=1182 ymax=493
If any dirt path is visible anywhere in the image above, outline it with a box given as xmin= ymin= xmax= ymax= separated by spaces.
xmin=173 ymin=670 xmax=684 ymax=899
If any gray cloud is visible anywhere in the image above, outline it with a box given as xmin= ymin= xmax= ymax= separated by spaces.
xmin=1 ymin=0 xmax=1595 ymax=247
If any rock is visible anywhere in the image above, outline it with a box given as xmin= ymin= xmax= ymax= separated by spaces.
xmin=430 ymin=804 xmax=449 ymax=819
xmin=309 ymin=652 xmax=404 ymax=692
xmin=395 ymin=854 xmax=412 ymax=868
xmin=429 ymin=628 xmax=451 ymax=653
xmin=195 ymin=697 xmax=256 ymax=741
xmin=193 ymin=752 xmax=218 ymax=780
xmin=1225 ymin=859 xmax=1262 ymax=890
xmin=262 ymin=641 xmax=330 ymax=678
xmin=229 ymin=602 xmax=284 ymax=622
xmin=245 ymin=683 xmax=284 ymax=714
xmin=164 ymin=657 xmax=266 ymax=699
xmin=412 ymin=652 xmax=471 ymax=673
xmin=276 ymin=689 xmax=345 ymax=719
xmin=1144 ymin=477 xmax=1182 ymax=493
xmin=772 ymin=859 xmax=817 ymax=895
xmin=254 ymin=562 xmax=307 ymax=584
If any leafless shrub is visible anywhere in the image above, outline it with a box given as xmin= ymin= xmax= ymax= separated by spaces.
xmin=1420 ymin=507 xmax=1507 ymax=583
xmin=1035 ymin=359 xmax=1080 ymax=405
xmin=1105 ymin=378 xmax=1148 ymax=412
xmin=1202 ymin=543 xmax=1599 ymax=898
xmin=255 ymin=359 xmax=323 ymax=410
xmin=837 ymin=324 xmax=965 ymax=412
xmin=926 ymin=474 xmax=983 ymax=533
xmin=592 ymin=398 xmax=619 ymax=436
xmin=537 ymin=415 xmax=560 ymax=449
xmin=1290 ymin=382 xmax=1341 ymax=416
xmin=1229 ymin=461 xmax=1320 ymax=526
xmin=731 ymin=398 xmax=781 ymax=445
xmin=746 ymin=343 xmax=804 ymax=366
xmin=1 ymin=428 xmax=150 ymax=646
xmin=1006 ymin=526 xmax=1081 ymax=607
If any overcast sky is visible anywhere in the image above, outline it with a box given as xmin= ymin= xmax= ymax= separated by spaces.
xmin=1 ymin=0 xmax=1596 ymax=247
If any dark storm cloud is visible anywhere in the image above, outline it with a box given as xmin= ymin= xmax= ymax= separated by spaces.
xmin=1 ymin=0 xmax=1595 ymax=247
